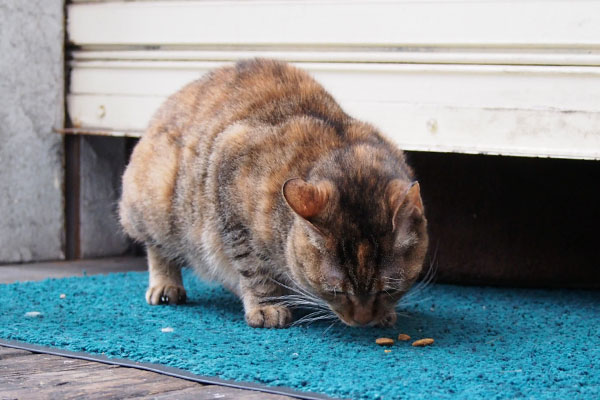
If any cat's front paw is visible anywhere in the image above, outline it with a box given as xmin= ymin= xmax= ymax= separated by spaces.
xmin=146 ymin=284 xmax=187 ymax=305
xmin=245 ymin=305 xmax=292 ymax=328
xmin=377 ymin=311 xmax=398 ymax=327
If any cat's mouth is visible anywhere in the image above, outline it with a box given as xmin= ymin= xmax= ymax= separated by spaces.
xmin=330 ymin=309 xmax=383 ymax=327
xmin=328 ymin=305 xmax=397 ymax=327
xmin=331 ymin=311 xmax=357 ymax=327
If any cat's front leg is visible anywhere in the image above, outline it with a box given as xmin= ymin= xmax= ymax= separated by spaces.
xmin=145 ymin=246 xmax=187 ymax=305
xmin=239 ymin=276 xmax=292 ymax=328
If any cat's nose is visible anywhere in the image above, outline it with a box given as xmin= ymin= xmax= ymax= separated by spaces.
xmin=352 ymin=305 xmax=373 ymax=325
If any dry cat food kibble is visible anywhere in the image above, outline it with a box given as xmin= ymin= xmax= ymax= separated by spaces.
xmin=384 ymin=349 xmax=392 ymax=353
xmin=376 ymin=337 xmax=395 ymax=346
xmin=412 ymin=338 xmax=435 ymax=347
xmin=397 ymin=333 xmax=411 ymax=341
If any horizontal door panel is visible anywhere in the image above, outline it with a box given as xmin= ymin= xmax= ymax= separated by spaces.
xmin=68 ymin=1 xmax=600 ymax=48
xmin=67 ymin=93 xmax=600 ymax=160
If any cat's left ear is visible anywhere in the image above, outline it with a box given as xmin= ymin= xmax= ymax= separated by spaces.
xmin=386 ymin=180 xmax=424 ymax=231
xmin=282 ymin=178 xmax=333 ymax=221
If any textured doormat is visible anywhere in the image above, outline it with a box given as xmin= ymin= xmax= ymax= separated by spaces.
xmin=0 ymin=270 xmax=598 ymax=400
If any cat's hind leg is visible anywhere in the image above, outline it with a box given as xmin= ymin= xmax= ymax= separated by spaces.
xmin=145 ymin=246 xmax=187 ymax=305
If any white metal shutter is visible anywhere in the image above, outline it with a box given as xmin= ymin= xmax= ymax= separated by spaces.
xmin=67 ymin=0 xmax=600 ymax=159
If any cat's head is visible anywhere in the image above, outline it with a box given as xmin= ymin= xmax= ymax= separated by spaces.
xmin=282 ymin=175 xmax=428 ymax=327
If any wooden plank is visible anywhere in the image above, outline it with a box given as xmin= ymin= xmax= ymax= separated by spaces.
xmin=133 ymin=384 xmax=295 ymax=400
xmin=0 ymin=352 xmax=116 ymax=375
xmin=0 ymin=348 xmax=197 ymax=399
xmin=191 ymin=385 xmax=295 ymax=400
xmin=0 ymin=347 xmax=32 ymax=360
xmin=0 ymin=371 xmax=198 ymax=400
xmin=133 ymin=386 xmax=231 ymax=400
xmin=67 ymin=1 xmax=600 ymax=47
xmin=0 ymin=346 xmax=298 ymax=400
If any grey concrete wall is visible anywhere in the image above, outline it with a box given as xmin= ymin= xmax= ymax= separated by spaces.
xmin=0 ymin=0 xmax=65 ymax=262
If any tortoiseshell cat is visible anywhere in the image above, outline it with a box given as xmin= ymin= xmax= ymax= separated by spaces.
xmin=119 ymin=59 xmax=428 ymax=328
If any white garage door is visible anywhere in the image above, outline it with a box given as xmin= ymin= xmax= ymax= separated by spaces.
xmin=67 ymin=0 xmax=600 ymax=159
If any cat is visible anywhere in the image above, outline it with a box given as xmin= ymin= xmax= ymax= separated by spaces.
xmin=119 ymin=59 xmax=429 ymax=328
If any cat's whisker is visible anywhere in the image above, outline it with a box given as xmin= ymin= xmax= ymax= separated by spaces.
xmin=394 ymin=310 xmax=412 ymax=319
xmin=403 ymin=278 xmax=435 ymax=299
xmin=292 ymin=311 xmax=337 ymax=326
xmin=269 ymin=276 xmax=322 ymax=304
xmin=260 ymin=296 xmax=328 ymax=312
xmin=268 ymin=275 xmax=334 ymax=320
xmin=396 ymin=254 xmax=438 ymax=313
xmin=402 ymin=283 xmax=431 ymax=303
xmin=406 ymin=282 xmax=432 ymax=296
xmin=269 ymin=300 xmax=321 ymax=309
xmin=285 ymin=303 xmax=330 ymax=312
xmin=276 ymin=298 xmax=321 ymax=306
xmin=300 ymin=315 xmax=338 ymax=326
xmin=292 ymin=310 xmax=326 ymax=322
xmin=397 ymin=296 xmax=433 ymax=307
xmin=284 ymin=296 xmax=328 ymax=309
xmin=399 ymin=245 xmax=439 ymax=306
xmin=260 ymin=289 xmax=334 ymax=322
xmin=282 ymin=273 xmax=327 ymax=304
xmin=261 ymin=294 xmax=318 ymax=304
xmin=419 ymin=245 xmax=439 ymax=287
xmin=322 ymin=320 xmax=339 ymax=335
xmin=384 ymin=277 xmax=403 ymax=282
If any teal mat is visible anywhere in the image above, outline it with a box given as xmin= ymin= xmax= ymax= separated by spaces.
xmin=0 ymin=270 xmax=598 ymax=399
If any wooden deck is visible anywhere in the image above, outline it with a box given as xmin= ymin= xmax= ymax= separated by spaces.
xmin=0 ymin=258 xmax=294 ymax=400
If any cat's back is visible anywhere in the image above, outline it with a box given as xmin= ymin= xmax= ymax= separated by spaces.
xmin=157 ymin=58 xmax=346 ymax=131
xmin=119 ymin=59 xmax=347 ymax=245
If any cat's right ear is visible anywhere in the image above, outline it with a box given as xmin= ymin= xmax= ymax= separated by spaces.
xmin=386 ymin=179 xmax=425 ymax=232
xmin=282 ymin=178 xmax=332 ymax=222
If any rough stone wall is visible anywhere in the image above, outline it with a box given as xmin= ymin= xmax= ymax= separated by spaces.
xmin=0 ymin=0 xmax=65 ymax=262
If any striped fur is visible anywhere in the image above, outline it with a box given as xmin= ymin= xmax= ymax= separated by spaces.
xmin=119 ymin=59 xmax=428 ymax=328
